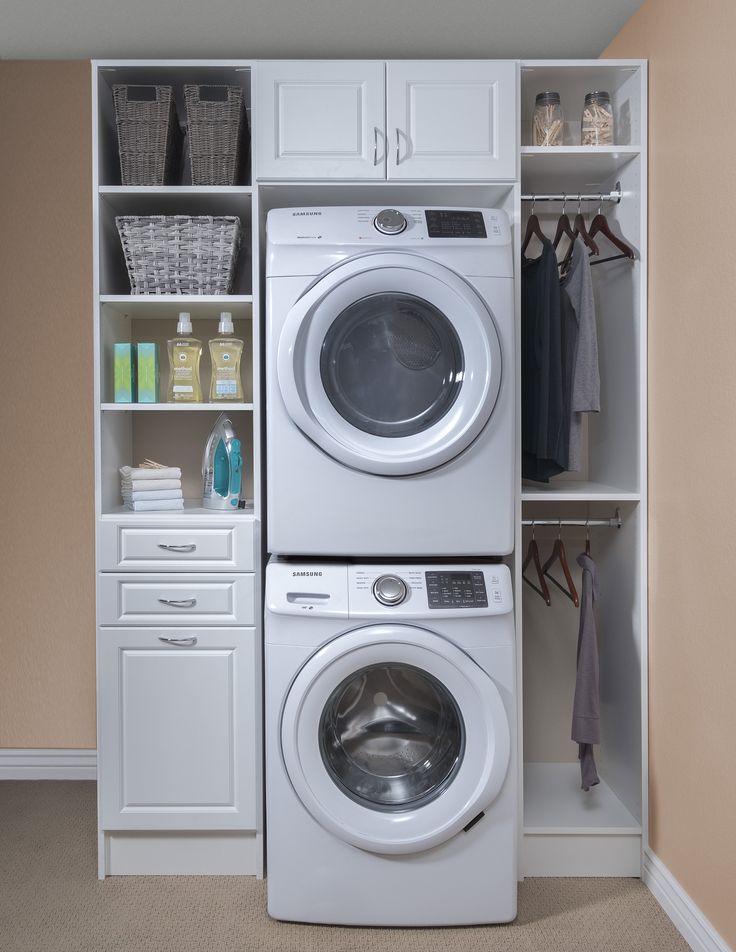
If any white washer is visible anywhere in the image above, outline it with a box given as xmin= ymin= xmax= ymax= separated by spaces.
xmin=266 ymin=206 xmax=515 ymax=557
xmin=265 ymin=558 xmax=517 ymax=926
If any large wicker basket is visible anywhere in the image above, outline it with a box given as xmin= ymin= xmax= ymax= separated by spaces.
xmin=184 ymin=85 xmax=250 ymax=186
xmin=116 ymin=215 xmax=242 ymax=294
xmin=113 ymin=85 xmax=183 ymax=186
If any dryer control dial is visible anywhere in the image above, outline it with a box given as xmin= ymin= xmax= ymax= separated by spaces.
xmin=373 ymin=209 xmax=407 ymax=235
xmin=373 ymin=574 xmax=408 ymax=606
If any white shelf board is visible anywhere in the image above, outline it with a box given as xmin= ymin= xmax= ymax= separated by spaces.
xmin=521 ymin=147 xmax=640 ymax=194
xmin=524 ymin=763 xmax=641 ymax=834
xmin=101 ymin=501 xmax=256 ymax=521
xmin=100 ymin=186 xmax=253 ymax=196
xmin=99 ymin=190 xmax=252 ymax=216
xmin=101 ymin=403 xmax=254 ymax=411
xmin=522 ymin=481 xmax=640 ymax=502
xmin=100 ymin=295 xmax=253 ymax=320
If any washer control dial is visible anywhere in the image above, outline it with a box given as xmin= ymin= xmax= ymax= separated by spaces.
xmin=373 ymin=209 xmax=407 ymax=235
xmin=373 ymin=574 xmax=408 ymax=606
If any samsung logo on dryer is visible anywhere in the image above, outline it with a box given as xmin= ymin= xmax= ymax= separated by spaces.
xmin=292 ymin=211 xmax=322 ymax=216
xmin=292 ymin=570 xmax=323 ymax=577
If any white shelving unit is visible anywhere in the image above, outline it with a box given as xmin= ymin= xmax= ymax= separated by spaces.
xmin=517 ymin=60 xmax=647 ymax=876
xmin=92 ymin=60 xmax=263 ymax=877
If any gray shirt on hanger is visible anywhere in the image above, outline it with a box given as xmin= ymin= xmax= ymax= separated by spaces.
xmin=561 ymin=238 xmax=600 ymax=471
xmin=572 ymin=551 xmax=600 ymax=792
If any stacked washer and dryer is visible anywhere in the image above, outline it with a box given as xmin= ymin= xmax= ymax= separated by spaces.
xmin=264 ymin=206 xmax=518 ymax=925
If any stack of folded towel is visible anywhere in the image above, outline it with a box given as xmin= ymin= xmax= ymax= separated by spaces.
xmin=120 ymin=461 xmax=184 ymax=511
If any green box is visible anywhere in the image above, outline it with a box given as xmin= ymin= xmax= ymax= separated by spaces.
xmin=114 ymin=343 xmax=136 ymax=403
xmin=136 ymin=342 xmax=160 ymax=403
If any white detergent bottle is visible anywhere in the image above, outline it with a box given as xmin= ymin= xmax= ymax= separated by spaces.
xmin=209 ymin=312 xmax=244 ymax=402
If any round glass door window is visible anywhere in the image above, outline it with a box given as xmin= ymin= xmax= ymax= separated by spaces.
xmin=319 ymin=293 xmax=464 ymax=438
xmin=319 ymin=662 xmax=465 ymax=811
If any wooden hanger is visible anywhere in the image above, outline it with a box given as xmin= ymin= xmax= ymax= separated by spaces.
xmin=585 ymin=520 xmax=591 ymax=556
xmin=542 ymin=521 xmax=580 ymax=607
xmin=521 ymin=196 xmax=548 ymax=256
xmin=522 ymin=523 xmax=551 ymax=605
xmin=552 ymin=194 xmax=576 ymax=250
xmin=588 ymin=199 xmax=635 ymax=265
xmin=562 ymin=195 xmax=599 ymax=271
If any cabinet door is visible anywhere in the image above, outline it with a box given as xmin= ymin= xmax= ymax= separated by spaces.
xmin=98 ymin=627 xmax=257 ymax=830
xmin=256 ymin=60 xmax=385 ymax=179
xmin=386 ymin=61 xmax=517 ymax=180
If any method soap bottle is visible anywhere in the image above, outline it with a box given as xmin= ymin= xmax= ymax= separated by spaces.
xmin=167 ymin=312 xmax=202 ymax=402
xmin=209 ymin=312 xmax=244 ymax=402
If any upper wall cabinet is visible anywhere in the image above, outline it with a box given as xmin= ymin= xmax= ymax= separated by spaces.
xmin=256 ymin=60 xmax=517 ymax=181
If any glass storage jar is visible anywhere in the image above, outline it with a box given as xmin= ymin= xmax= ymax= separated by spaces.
xmin=581 ymin=91 xmax=614 ymax=145
xmin=533 ymin=91 xmax=564 ymax=146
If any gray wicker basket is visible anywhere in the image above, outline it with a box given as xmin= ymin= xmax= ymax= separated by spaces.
xmin=116 ymin=215 xmax=241 ymax=294
xmin=113 ymin=85 xmax=183 ymax=186
xmin=184 ymin=85 xmax=249 ymax=186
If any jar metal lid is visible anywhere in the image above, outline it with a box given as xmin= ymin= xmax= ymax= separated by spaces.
xmin=584 ymin=90 xmax=611 ymax=106
xmin=535 ymin=90 xmax=561 ymax=105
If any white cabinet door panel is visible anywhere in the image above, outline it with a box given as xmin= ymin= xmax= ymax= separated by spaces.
xmin=98 ymin=627 xmax=257 ymax=830
xmin=256 ymin=61 xmax=385 ymax=179
xmin=386 ymin=61 xmax=517 ymax=180
xmin=98 ymin=573 xmax=255 ymax=626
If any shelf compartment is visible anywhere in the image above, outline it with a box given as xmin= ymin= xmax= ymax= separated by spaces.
xmin=99 ymin=304 xmax=253 ymax=405
xmin=520 ymin=61 xmax=643 ymax=148
xmin=96 ymin=64 xmax=252 ymax=188
xmin=98 ymin=193 xmax=252 ymax=297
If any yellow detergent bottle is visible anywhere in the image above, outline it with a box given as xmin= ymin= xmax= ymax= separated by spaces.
xmin=209 ymin=312 xmax=244 ymax=402
xmin=167 ymin=312 xmax=202 ymax=402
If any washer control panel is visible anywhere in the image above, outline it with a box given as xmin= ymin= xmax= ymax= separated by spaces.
xmin=373 ymin=574 xmax=408 ymax=605
xmin=425 ymin=571 xmax=488 ymax=609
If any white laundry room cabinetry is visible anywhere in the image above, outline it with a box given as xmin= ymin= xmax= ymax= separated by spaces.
xmin=92 ymin=60 xmax=263 ymax=877
xmin=256 ymin=60 xmax=517 ymax=180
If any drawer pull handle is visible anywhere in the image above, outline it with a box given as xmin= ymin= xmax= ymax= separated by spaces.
xmin=158 ymin=597 xmax=198 ymax=608
xmin=158 ymin=543 xmax=197 ymax=553
xmin=158 ymin=636 xmax=198 ymax=647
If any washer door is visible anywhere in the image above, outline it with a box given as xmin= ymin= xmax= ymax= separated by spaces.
xmin=277 ymin=252 xmax=503 ymax=475
xmin=280 ymin=625 xmax=510 ymax=855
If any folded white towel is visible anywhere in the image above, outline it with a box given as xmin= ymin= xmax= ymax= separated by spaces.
xmin=124 ymin=499 xmax=185 ymax=512
xmin=122 ymin=489 xmax=184 ymax=502
xmin=120 ymin=466 xmax=182 ymax=480
xmin=121 ymin=478 xmax=182 ymax=492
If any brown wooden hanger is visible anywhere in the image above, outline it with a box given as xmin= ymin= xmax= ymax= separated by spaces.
xmin=588 ymin=199 xmax=635 ymax=265
xmin=542 ymin=521 xmax=580 ymax=607
xmin=562 ymin=195 xmax=599 ymax=271
xmin=522 ymin=522 xmax=551 ymax=605
xmin=552 ymin=194 xmax=576 ymax=250
xmin=522 ymin=196 xmax=548 ymax=256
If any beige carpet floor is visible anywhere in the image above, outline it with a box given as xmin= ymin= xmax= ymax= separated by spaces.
xmin=0 ymin=781 xmax=689 ymax=952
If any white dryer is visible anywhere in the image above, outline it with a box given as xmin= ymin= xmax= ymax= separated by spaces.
xmin=266 ymin=206 xmax=515 ymax=557
xmin=265 ymin=558 xmax=517 ymax=926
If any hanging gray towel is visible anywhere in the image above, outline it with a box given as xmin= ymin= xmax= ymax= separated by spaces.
xmin=571 ymin=551 xmax=600 ymax=791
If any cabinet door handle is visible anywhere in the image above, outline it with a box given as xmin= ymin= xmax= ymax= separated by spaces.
xmin=158 ymin=636 xmax=198 ymax=647
xmin=373 ymin=127 xmax=379 ymax=166
xmin=158 ymin=597 xmax=198 ymax=608
xmin=158 ymin=543 xmax=197 ymax=553
xmin=395 ymin=128 xmax=400 ymax=166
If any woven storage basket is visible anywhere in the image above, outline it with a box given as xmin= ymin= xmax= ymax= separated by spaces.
xmin=116 ymin=215 xmax=241 ymax=294
xmin=113 ymin=85 xmax=184 ymax=186
xmin=184 ymin=85 xmax=250 ymax=186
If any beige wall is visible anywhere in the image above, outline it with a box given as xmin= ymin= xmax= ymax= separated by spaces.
xmin=0 ymin=62 xmax=95 ymax=748
xmin=604 ymin=4 xmax=736 ymax=946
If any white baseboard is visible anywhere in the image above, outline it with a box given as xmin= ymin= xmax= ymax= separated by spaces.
xmin=643 ymin=848 xmax=732 ymax=952
xmin=0 ymin=749 xmax=97 ymax=780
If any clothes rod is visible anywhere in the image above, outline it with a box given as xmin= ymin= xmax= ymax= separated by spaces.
xmin=521 ymin=185 xmax=622 ymax=204
xmin=522 ymin=510 xmax=622 ymax=529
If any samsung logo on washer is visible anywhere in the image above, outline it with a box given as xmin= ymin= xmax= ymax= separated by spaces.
xmin=292 ymin=571 xmax=323 ymax=576
xmin=292 ymin=211 xmax=322 ymax=216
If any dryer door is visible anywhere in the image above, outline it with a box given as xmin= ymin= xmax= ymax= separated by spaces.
xmin=277 ymin=252 xmax=503 ymax=475
xmin=280 ymin=625 xmax=510 ymax=855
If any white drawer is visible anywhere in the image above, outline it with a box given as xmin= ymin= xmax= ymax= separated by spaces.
xmin=98 ymin=521 xmax=255 ymax=572
xmin=98 ymin=574 xmax=255 ymax=626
